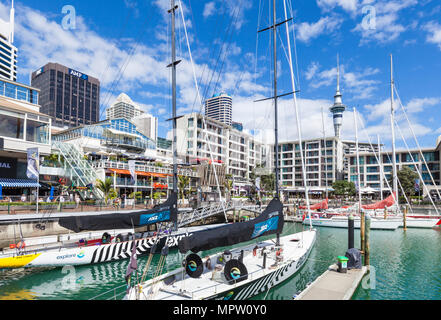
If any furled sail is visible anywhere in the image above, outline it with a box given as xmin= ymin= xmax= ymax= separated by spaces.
xmin=362 ymin=192 xmax=396 ymax=210
xmin=59 ymin=192 xmax=177 ymax=232
xmin=178 ymin=197 xmax=284 ymax=254
xmin=299 ymin=198 xmax=328 ymax=210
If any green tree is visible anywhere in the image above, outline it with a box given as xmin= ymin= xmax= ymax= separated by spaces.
xmin=178 ymin=175 xmax=190 ymax=203
xmin=332 ymin=180 xmax=356 ymax=196
xmin=387 ymin=166 xmax=418 ymax=199
xmin=224 ymin=174 xmax=233 ymax=201
xmin=153 ymin=191 xmax=166 ymax=204
xmin=96 ymin=178 xmax=115 ymax=203
xmin=261 ymin=173 xmax=276 ymax=195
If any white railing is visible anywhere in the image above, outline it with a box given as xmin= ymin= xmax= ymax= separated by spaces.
xmin=52 ymin=141 xmax=104 ymax=200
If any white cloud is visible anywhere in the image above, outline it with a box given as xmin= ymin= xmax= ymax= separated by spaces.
xmin=423 ymin=21 xmax=441 ymax=50
xmin=317 ymin=0 xmax=359 ymax=13
xmin=203 ymin=2 xmax=216 ymax=18
xmin=305 ymin=62 xmax=380 ymax=100
xmin=297 ymin=16 xmax=342 ymax=43
xmin=352 ymin=0 xmax=418 ymax=44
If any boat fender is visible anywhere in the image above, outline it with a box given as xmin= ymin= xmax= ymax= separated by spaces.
xmin=16 ymin=241 xmax=26 ymax=249
xmin=185 ymin=253 xmax=204 ymax=278
xmin=253 ymin=246 xmax=258 ymax=256
xmin=102 ymin=232 xmax=111 ymax=244
xmin=205 ymin=257 xmax=212 ymax=270
xmin=115 ymin=234 xmax=123 ymax=243
xmin=224 ymin=259 xmax=248 ymax=284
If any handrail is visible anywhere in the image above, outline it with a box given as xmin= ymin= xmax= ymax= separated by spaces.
xmin=88 ymin=283 xmax=128 ymax=300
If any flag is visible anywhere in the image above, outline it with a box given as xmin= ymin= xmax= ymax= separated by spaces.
xmin=125 ymin=240 xmax=138 ymax=292
xmin=128 ymin=160 xmax=136 ymax=182
xmin=255 ymin=177 xmax=261 ymax=191
xmin=26 ymin=148 xmax=39 ymax=180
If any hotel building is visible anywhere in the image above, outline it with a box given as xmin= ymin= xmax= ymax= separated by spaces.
xmin=347 ymin=137 xmax=441 ymax=197
xmin=176 ymin=112 xmax=266 ymax=190
xmin=205 ymin=92 xmax=233 ymax=126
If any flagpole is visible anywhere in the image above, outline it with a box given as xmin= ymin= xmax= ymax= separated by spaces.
xmin=36 ymin=173 xmax=39 ymax=214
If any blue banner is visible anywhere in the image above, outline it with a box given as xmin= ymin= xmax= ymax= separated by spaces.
xmin=0 ymin=185 xmax=2 ymax=200
xmin=49 ymin=186 xmax=54 ymax=200
xmin=26 ymin=148 xmax=39 ymax=180
xmin=139 ymin=210 xmax=170 ymax=226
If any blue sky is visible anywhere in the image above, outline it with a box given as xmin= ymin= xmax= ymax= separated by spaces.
xmin=2 ymin=0 xmax=441 ymax=151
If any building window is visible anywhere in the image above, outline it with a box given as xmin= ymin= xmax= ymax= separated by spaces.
xmin=0 ymin=111 xmax=24 ymax=139
xmin=26 ymin=119 xmax=49 ymax=144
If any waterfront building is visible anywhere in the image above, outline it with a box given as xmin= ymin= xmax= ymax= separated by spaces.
xmin=205 ymin=92 xmax=233 ymax=126
xmin=156 ymin=137 xmax=172 ymax=159
xmin=0 ymin=0 xmax=17 ymax=82
xmin=51 ymin=118 xmax=198 ymax=198
xmin=132 ymin=113 xmax=157 ymax=142
xmin=347 ymin=136 xmax=441 ymax=197
xmin=271 ymin=137 xmax=380 ymax=195
xmin=53 ymin=118 xmax=157 ymax=158
xmin=30 ymin=62 xmax=100 ymax=128
xmin=0 ymin=80 xmax=51 ymax=198
xmin=176 ymin=112 xmax=266 ymax=192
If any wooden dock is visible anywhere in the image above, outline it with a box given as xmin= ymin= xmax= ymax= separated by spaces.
xmin=294 ymin=264 xmax=368 ymax=300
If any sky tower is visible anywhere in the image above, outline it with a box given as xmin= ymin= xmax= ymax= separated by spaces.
xmin=330 ymin=55 xmax=346 ymax=138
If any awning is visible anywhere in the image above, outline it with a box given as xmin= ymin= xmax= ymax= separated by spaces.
xmin=108 ymin=168 xmax=168 ymax=178
xmin=108 ymin=168 xmax=131 ymax=175
xmin=0 ymin=179 xmax=41 ymax=188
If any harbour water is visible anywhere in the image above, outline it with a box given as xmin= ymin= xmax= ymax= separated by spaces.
xmin=0 ymin=222 xmax=440 ymax=300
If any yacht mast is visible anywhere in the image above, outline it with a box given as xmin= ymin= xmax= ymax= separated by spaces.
xmin=169 ymin=0 xmax=180 ymax=230
xmin=272 ymin=0 xmax=280 ymax=200
xmin=390 ymin=54 xmax=398 ymax=211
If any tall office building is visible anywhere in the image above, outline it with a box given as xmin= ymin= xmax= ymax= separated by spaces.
xmin=31 ymin=63 xmax=100 ymax=128
xmin=106 ymin=93 xmax=143 ymax=121
xmin=0 ymin=0 xmax=17 ymax=81
xmin=205 ymin=92 xmax=232 ymax=126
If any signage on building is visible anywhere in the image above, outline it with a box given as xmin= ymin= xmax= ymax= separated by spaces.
xmin=0 ymin=157 xmax=17 ymax=178
xmin=69 ymin=68 xmax=89 ymax=80
xmin=35 ymin=67 xmax=44 ymax=76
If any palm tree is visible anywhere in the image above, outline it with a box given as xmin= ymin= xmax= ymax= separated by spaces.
xmin=178 ymin=175 xmax=190 ymax=203
xmin=96 ymin=178 xmax=114 ymax=204
xmin=153 ymin=191 xmax=165 ymax=205
xmin=224 ymin=174 xmax=233 ymax=201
